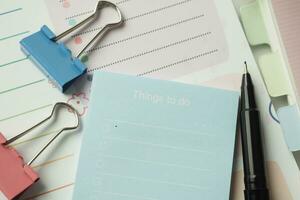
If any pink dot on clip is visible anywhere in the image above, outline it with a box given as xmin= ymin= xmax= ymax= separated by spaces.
xmin=63 ymin=1 xmax=70 ymax=8
xmin=74 ymin=37 xmax=82 ymax=44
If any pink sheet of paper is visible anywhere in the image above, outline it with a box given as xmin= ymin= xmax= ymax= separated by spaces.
xmin=272 ymin=0 xmax=300 ymax=98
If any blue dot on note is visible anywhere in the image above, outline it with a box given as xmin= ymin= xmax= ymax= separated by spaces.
xmin=68 ymin=19 xmax=76 ymax=26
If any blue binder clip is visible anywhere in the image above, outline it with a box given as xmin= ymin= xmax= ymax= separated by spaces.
xmin=20 ymin=1 xmax=124 ymax=92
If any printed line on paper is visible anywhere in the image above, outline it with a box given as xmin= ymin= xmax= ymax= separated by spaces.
xmin=0 ymin=31 xmax=29 ymax=41
xmin=0 ymin=104 xmax=52 ymax=122
xmin=0 ymin=8 xmax=22 ymax=16
xmin=0 ymin=79 xmax=45 ymax=95
xmin=0 ymin=57 xmax=28 ymax=68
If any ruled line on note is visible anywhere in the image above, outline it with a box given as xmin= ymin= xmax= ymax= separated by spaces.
xmin=104 ymin=118 xmax=216 ymax=136
xmin=93 ymin=191 xmax=158 ymax=200
xmin=103 ymin=136 xmax=215 ymax=154
xmin=0 ymin=104 xmax=52 ymax=122
xmin=100 ymin=154 xmax=214 ymax=172
xmin=0 ymin=57 xmax=28 ymax=68
xmin=102 ymin=172 xmax=210 ymax=190
xmin=0 ymin=8 xmax=22 ymax=16
xmin=0 ymin=31 xmax=29 ymax=41
xmin=0 ymin=79 xmax=46 ymax=95
xmin=88 ymin=32 xmax=211 ymax=72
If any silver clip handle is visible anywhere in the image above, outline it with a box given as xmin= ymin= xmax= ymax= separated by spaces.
xmin=52 ymin=1 xmax=124 ymax=58
xmin=5 ymin=102 xmax=79 ymax=166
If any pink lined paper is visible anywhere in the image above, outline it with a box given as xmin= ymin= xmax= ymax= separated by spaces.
xmin=272 ymin=0 xmax=300 ymax=97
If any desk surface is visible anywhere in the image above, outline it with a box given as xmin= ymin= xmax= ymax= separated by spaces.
xmin=0 ymin=0 xmax=300 ymax=199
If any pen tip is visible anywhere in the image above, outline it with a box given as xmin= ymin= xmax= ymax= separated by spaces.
xmin=244 ymin=61 xmax=248 ymax=74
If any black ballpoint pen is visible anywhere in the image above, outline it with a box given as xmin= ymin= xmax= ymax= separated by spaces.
xmin=240 ymin=62 xmax=270 ymax=200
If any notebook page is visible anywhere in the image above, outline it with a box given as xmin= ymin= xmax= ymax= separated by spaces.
xmin=0 ymin=1 xmax=79 ymax=199
xmin=73 ymin=72 xmax=240 ymax=200
xmin=271 ymin=0 xmax=300 ymax=101
xmin=45 ymin=0 xmax=229 ymax=79
xmin=44 ymin=0 xmax=256 ymax=91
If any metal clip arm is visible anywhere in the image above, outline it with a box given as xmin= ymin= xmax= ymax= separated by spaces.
xmin=5 ymin=102 xmax=79 ymax=166
xmin=52 ymin=1 xmax=124 ymax=58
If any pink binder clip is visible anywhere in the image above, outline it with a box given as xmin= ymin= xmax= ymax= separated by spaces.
xmin=0 ymin=102 xmax=79 ymax=200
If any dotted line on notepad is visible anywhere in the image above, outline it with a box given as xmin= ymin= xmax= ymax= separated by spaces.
xmin=70 ymin=0 xmax=193 ymax=37
xmin=87 ymin=32 xmax=211 ymax=72
xmin=116 ymin=0 xmax=132 ymax=5
xmin=137 ymin=49 xmax=219 ymax=76
xmin=66 ymin=10 xmax=93 ymax=20
xmin=125 ymin=0 xmax=192 ymax=21
xmin=85 ymin=15 xmax=205 ymax=53
xmin=65 ymin=0 xmax=132 ymax=20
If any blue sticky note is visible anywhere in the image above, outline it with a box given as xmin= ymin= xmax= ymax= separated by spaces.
xmin=278 ymin=105 xmax=300 ymax=151
xmin=73 ymin=72 xmax=239 ymax=200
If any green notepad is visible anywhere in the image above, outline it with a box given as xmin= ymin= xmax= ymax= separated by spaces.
xmin=73 ymin=72 xmax=239 ymax=200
